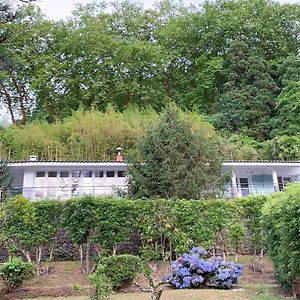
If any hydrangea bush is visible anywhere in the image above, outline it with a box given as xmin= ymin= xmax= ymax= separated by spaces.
xmin=164 ymin=247 xmax=243 ymax=289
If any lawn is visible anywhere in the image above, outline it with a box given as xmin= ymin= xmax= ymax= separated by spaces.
xmin=24 ymin=283 xmax=287 ymax=300
xmin=0 ymin=256 xmax=288 ymax=300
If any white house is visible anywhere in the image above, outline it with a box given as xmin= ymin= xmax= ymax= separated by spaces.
xmin=224 ymin=160 xmax=300 ymax=197
xmin=3 ymin=155 xmax=300 ymax=200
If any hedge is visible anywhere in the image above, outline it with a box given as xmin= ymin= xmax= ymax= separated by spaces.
xmin=0 ymin=195 xmax=267 ymax=266
xmin=261 ymin=183 xmax=300 ymax=297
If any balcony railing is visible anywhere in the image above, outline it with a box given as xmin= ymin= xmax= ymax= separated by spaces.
xmin=225 ymin=183 xmax=290 ymax=198
xmin=0 ymin=184 xmax=128 ymax=201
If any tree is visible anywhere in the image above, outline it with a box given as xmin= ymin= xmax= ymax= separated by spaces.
xmin=0 ymin=195 xmax=36 ymax=262
xmin=271 ymin=56 xmax=300 ymax=137
xmin=62 ymin=196 xmax=98 ymax=274
xmin=128 ymin=105 xmax=226 ymax=199
xmin=211 ymin=41 xmax=278 ymax=141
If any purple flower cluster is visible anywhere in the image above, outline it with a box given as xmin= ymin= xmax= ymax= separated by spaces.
xmin=163 ymin=248 xmax=243 ymax=289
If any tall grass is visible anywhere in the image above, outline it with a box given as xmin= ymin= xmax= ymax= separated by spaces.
xmin=0 ymin=106 xmax=158 ymax=161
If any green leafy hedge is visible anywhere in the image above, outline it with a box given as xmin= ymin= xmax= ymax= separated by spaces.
xmin=0 ymin=195 xmax=268 ymax=262
xmin=98 ymin=255 xmax=144 ymax=290
xmin=261 ymin=184 xmax=300 ymax=297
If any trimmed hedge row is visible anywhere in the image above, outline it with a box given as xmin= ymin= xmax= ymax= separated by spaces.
xmin=0 ymin=195 xmax=267 ymax=264
xmin=261 ymin=183 xmax=300 ymax=298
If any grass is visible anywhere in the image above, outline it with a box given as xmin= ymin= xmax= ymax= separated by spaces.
xmin=24 ymin=283 xmax=288 ymax=300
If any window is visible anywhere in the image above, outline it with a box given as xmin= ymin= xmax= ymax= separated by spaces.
xmin=60 ymin=171 xmax=69 ymax=178
xmin=36 ymin=171 xmax=45 ymax=177
xmin=48 ymin=171 xmax=57 ymax=177
xmin=106 ymin=171 xmax=115 ymax=177
xmin=95 ymin=171 xmax=104 ymax=178
xmin=118 ymin=171 xmax=125 ymax=177
xmin=72 ymin=171 xmax=81 ymax=178
xmin=83 ymin=171 xmax=92 ymax=177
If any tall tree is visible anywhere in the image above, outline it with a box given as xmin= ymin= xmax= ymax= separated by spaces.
xmin=128 ymin=105 xmax=226 ymax=199
xmin=212 ymin=41 xmax=278 ymax=141
xmin=271 ymin=56 xmax=300 ymax=137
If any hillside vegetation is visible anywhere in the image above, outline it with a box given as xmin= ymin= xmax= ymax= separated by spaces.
xmin=0 ymin=0 xmax=300 ymax=160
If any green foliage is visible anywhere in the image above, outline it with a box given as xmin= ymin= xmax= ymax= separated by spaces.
xmin=234 ymin=195 xmax=268 ymax=251
xmin=128 ymin=105 xmax=226 ymax=199
xmin=0 ymin=195 xmax=35 ymax=259
xmin=98 ymin=255 xmax=144 ymax=290
xmin=0 ymin=257 xmax=35 ymax=292
xmin=0 ymin=159 xmax=13 ymax=199
xmin=89 ymin=265 xmax=112 ymax=300
xmin=1 ymin=0 xmax=300 ymax=161
xmin=261 ymin=184 xmax=300 ymax=297
xmin=271 ymin=56 xmax=300 ymax=137
xmin=0 ymin=107 xmax=156 ymax=161
xmin=268 ymin=135 xmax=300 ymax=160
xmin=62 ymin=196 xmax=99 ymax=245
xmin=0 ymin=195 xmax=268 ymax=267
xmin=32 ymin=200 xmax=61 ymax=247
xmin=211 ymin=40 xmax=278 ymax=140
xmin=94 ymin=199 xmax=138 ymax=254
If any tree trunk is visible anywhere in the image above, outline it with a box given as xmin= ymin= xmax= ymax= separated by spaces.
xmin=259 ymin=248 xmax=264 ymax=273
xmin=21 ymin=249 xmax=31 ymax=263
xmin=35 ymin=246 xmax=43 ymax=276
xmin=79 ymin=244 xmax=85 ymax=274
xmin=112 ymin=245 xmax=118 ymax=256
xmin=1 ymin=85 xmax=16 ymax=124
xmin=252 ymin=247 xmax=257 ymax=272
xmin=85 ymin=239 xmax=90 ymax=274
xmin=163 ymin=76 xmax=173 ymax=99
xmin=11 ymin=77 xmax=26 ymax=125
xmin=46 ymin=245 xmax=54 ymax=275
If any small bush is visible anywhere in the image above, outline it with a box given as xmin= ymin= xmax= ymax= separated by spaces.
xmin=164 ymin=247 xmax=243 ymax=289
xmin=0 ymin=257 xmax=35 ymax=292
xmin=99 ymin=255 xmax=144 ymax=290
xmin=89 ymin=265 xmax=112 ymax=300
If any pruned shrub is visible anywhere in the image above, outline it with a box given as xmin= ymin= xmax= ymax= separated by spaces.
xmin=0 ymin=257 xmax=35 ymax=292
xmin=164 ymin=247 xmax=243 ymax=289
xmin=89 ymin=265 xmax=112 ymax=300
xmin=261 ymin=183 xmax=300 ymax=298
xmin=98 ymin=255 xmax=144 ymax=290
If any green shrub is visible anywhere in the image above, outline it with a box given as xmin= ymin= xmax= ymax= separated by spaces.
xmin=99 ymin=255 xmax=144 ymax=290
xmin=89 ymin=265 xmax=112 ymax=300
xmin=0 ymin=257 xmax=35 ymax=292
xmin=261 ymin=183 xmax=300 ymax=297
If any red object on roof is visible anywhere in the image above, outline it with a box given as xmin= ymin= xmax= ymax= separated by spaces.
xmin=115 ymin=147 xmax=123 ymax=162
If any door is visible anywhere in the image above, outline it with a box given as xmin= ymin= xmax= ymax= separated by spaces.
xmin=238 ymin=177 xmax=250 ymax=196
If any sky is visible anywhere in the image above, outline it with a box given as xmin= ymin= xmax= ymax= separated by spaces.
xmin=36 ymin=0 xmax=300 ymax=21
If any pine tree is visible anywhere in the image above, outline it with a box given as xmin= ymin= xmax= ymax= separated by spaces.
xmin=128 ymin=105 xmax=226 ymax=199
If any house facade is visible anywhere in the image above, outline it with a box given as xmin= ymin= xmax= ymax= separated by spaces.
xmin=3 ymin=158 xmax=300 ymax=200
xmin=224 ymin=160 xmax=300 ymax=197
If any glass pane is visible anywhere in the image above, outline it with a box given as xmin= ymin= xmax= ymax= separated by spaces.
xmin=72 ymin=171 xmax=81 ymax=178
xmin=36 ymin=171 xmax=45 ymax=177
xmin=95 ymin=171 xmax=103 ymax=178
xmin=83 ymin=171 xmax=92 ymax=178
xmin=106 ymin=171 xmax=115 ymax=177
xmin=60 ymin=171 xmax=69 ymax=178
xmin=118 ymin=171 xmax=125 ymax=177
xmin=48 ymin=171 xmax=57 ymax=178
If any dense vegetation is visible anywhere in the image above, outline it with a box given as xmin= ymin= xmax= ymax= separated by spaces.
xmin=0 ymin=0 xmax=299 ymax=160
xmin=128 ymin=106 xmax=226 ymax=199
xmin=0 ymin=194 xmax=267 ymax=272
xmin=261 ymin=183 xmax=300 ymax=298
xmin=1 ymin=187 xmax=299 ymax=297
